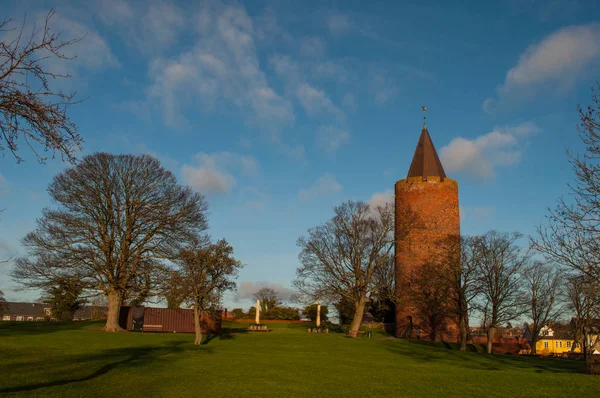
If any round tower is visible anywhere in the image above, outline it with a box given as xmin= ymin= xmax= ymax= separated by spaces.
xmin=394 ymin=120 xmax=460 ymax=341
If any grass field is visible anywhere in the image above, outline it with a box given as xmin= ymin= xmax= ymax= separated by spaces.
xmin=1 ymin=321 xmax=599 ymax=397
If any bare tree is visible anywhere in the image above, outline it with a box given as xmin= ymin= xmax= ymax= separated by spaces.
xmin=565 ymin=276 xmax=600 ymax=359
xmin=12 ymin=153 xmax=208 ymax=331
xmin=0 ymin=10 xmax=84 ymax=164
xmin=532 ymin=84 xmax=600 ymax=282
xmin=440 ymin=235 xmax=480 ymax=351
xmin=474 ymin=231 xmax=529 ymax=354
xmin=523 ymin=261 xmax=563 ymax=354
xmin=368 ymin=254 xmax=396 ymax=323
xmin=0 ymin=289 xmax=6 ymax=316
xmin=177 ymin=239 xmax=242 ymax=345
xmin=530 ymin=84 xmax=600 ymax=373
xmin=294 ymin=201 xmax=396 ymax=337
xmin=253 ymin=287 xmax=281 ymax=313
xmin=408 ymin=261 xmax=455 ymax=340
xmin=161 ymin=270 xmax=188 ymax=309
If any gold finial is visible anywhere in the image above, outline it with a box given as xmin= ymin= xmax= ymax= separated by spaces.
xmin=422 ymin=105 xmax=427 ymax=127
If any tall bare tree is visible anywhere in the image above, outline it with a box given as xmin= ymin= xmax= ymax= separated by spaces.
xmin=253 ymin=287 xmax=281 ymax=313
xmin=12 ymin=153 xmax=208 ymax=331
xmin=368 ymin=254 xmax=396 ymax=323
xmin=523 ymin=261 xmax=563 ymax=354
xmin=439 ymin=235 xmax=480 ymax=351
xmin=408 ymin=261 xmax=455 ymax=340
xmin=474 ymin=231 xmax=529 ymax=354
xmin=530 ymin=84 xmax=600 ymax=373
xmin=0 ymin=289 xmax=6 ymax=316
xmin=565 ymin=276 xmax=600 ymax=358
xmin=177 ymin=239 xmax=242 ymax=345
xmin=532 ymin=84 xmax=600 ymax=281
xmin=161 ymin=270 xmax=188 ymax=309
xmin=294 ymin=201 xmax=397 ymax=337
xmin=0 ymin=10 xmax=84 ymax=163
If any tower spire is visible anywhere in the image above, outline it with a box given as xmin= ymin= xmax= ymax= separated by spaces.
xmin=422 ymin=105 xmax=427 ymax=128
xmin=406 ymin=109 xmax=447 ymax=181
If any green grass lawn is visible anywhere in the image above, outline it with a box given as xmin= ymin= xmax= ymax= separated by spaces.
xmin=1 ymin=321 xmax=598 ymax=397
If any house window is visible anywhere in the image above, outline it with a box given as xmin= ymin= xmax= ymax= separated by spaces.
xmin=16 ymin=316 xmax=23 ymax=321
xmin=567 ymin=341 xmax=571 ymax=348
xmin=544 ymin=341 xmax=549 ymax=348
xmin=2 ymin=315 xmax=10 ymax=321
xmin=559 ymin=341 xmax=563 ymax=348
xmin=556 ymin=342 xmax=559 ymax=348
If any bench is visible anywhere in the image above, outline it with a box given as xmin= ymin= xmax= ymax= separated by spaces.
xmin=143 ymin=324 xmax=163 ymax=332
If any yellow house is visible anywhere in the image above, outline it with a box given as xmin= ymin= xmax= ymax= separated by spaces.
xmin=536 ymin=337 xmax=580 ymax=355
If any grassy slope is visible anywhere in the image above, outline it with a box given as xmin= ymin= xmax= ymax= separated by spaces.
xmin=0 ymin=321 xmax=598 ymax=397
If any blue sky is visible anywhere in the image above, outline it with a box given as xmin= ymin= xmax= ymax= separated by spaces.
xmin=0 ymin=0 xmax=599 ymax=309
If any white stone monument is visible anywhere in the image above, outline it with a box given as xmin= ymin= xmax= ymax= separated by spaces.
xmin=316 ymin=300 xmax=321 ymax=327
xmin=255 ymin=299 xmax=260 ymax=325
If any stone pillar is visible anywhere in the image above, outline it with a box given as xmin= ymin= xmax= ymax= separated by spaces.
xmin=316 ymin=300 xmax=321 ymax=327
xmin=255 ymin=299 xmax=260 ymax=325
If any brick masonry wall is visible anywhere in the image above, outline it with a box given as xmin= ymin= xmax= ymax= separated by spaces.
xmin=394 ymin=176 xmax=460 ymax=341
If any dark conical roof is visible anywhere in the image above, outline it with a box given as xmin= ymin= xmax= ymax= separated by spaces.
xmin=406 ymin=125 xmax=447 ymax=180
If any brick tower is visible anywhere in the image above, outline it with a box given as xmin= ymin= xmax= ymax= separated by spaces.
xmin=394 ymin=118 xmax=460 ymax=341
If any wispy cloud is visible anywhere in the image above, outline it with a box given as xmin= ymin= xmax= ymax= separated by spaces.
xmin=327 ymin=13 xmax=403 ymax=48
xmin=317 ymin=126 xmax=350 ymax=153
xmin=298 ymin=173 xmax=343 ymax=201
xmin=484 ymin=23 xmax=600 ymax=112
xmin=367 ymin=189 xmax=393 ymax=208
xmin=460 ymin=206 xmax=495 ymax=223
xmin=0 ymin=174 xmax=9 ymax=195
xmin=440 ymin=122 xmax=540 ymax=178
xmin=181 ymin=152 xmax=259 ymax=194
xmin=233 ymin=281 xmax=294 ymax=303
xmin=96 ymin=0 xmax=185 ymax=55
xmin=146 ymin=4 xmax=294 ymax=130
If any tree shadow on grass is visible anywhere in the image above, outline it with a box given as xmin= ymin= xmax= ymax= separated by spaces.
xmin=385 ymin=339 xmax=586 ymax=374
xmin=0 ymin=320 xmax=102 ymax=336
xmin=0 ymin=340 xmax=212 ymax=394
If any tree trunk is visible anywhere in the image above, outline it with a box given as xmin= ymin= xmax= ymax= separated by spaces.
xmin=531 ymin=335 xmax=537 ymax=355
xmin=486 ymin=326 xmax=495 ymax=354
xmin=430 ymin=318 xmax=437 ymax=341
xmin=104 ymin=289 xmax=123 ymax=332
xmin=348 ymin=296 xmax=367 ymax=338
xmin=194 ymin=303 xmax=202 ymax=346
xmin=459 ymin=314 xmax=468 ymax=351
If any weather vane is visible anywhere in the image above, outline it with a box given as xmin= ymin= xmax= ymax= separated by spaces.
xmin=422 ymin=105 xmax=427 ymax=127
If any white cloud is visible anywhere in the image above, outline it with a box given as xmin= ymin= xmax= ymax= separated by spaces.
xmin=298 ymin=173 xmax=343 ymax=201
xmin=234 ymin=281 xmax=294 ymax=303
xmin=461 ymin=206 xmax=495 ymax=223
xmin=440 ymin=122 xmax=540 ymax=178
xmin=369 ymin=68 xmax=399 ymax=105
xmin=147 ymin=4 xmax=294 ymax=129
xmin=0 ymin=174 xmax=9 ymax=195
xmin=328 ymin=14 xmax=353 ymax=36
xmin=300 ymin=36 xmax=327 ymax=58
xmin=96 ymin=0 xmax=185 ymax=55
xmin=181 ymin=152 xmax=259 ymax=194
xmin=296 ymin=83 xmax=344 ymax=120
xmin=342 ymin=93 xmax=357 ymax=111
xmin=238 ymin=187 xmax=268 ymax=213
xmin=484 ymin=23 xmax=600 ymax=112
xmin=368 ymin=189 xmax=393 ymax=209
xmin=317 ymin=126 xmax=350 ymax=153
